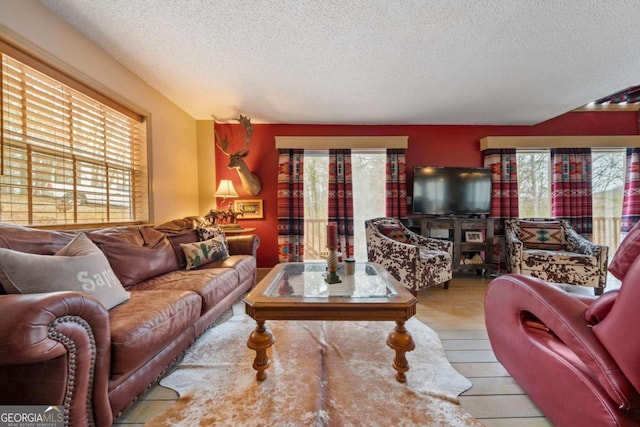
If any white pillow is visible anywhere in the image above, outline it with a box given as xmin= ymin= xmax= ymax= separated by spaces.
xmin=0 ymin=233 xmax=130 ymax=310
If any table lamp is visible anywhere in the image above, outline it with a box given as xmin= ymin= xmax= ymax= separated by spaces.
xmin=214 ymin=179 xmax=239 ymax=208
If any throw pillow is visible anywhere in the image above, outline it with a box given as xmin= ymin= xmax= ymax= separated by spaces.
xmin=377 ymin=223 xmax=410 ymax=244
xmin=181 ymin=237 xmax=228 ymax=270
xmin=518 ymin=221 xmax=565 ymax=250
xmin=0 ymin=233 xmax=130 ymax=310
xmin=197 ymin=225 xmax=229 ymax=255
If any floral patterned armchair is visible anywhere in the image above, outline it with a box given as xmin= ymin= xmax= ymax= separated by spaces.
xmin=365 ymin=217 xmax=453 ymax=293
xmin=504 ymin=219 xmax=609 ymax=295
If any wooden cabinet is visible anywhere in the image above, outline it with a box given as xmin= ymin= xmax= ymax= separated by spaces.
xmin=406 ymin=217 xmax=495 ymax=277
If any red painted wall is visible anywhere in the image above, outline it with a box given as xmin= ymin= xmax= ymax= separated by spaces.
xmin=215 ymin=111 xmax=638 ymax=268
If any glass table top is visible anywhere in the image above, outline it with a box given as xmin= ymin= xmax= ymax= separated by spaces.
xmin=263 ymin=262 xmax=397 ymax=298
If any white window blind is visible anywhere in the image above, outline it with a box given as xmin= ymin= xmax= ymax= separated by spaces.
xmin=1 ymin=46 xmax=148 ymax=226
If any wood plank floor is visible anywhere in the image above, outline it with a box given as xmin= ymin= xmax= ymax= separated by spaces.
xmin=114 ymin=274 xmax=556 ymax=426
xmin=415 ymin=275 xmax=552 ymax=427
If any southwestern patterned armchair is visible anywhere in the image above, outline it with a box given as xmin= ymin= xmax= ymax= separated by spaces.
xmin=505 ymin=219 xmax=609 ymax=295
xmin=365 ymin=217 xmax=453 ymax=293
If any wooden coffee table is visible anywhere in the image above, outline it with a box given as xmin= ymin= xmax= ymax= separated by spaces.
xmin=243 ymin=262 xmax=417 ymax=382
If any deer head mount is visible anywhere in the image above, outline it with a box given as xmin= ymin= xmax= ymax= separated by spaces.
xmin=214 ymin=115 xmax=262 ymax=196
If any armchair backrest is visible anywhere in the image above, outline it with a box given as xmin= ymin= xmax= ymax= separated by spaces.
xmin=365 ymin=217 xmax=412 ymax=244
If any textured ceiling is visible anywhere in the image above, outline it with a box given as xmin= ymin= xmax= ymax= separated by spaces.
xmin=40 ymin=0 xmax=640 ymax=125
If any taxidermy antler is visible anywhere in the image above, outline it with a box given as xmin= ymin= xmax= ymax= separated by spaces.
xmin=214 ymin=115 xmax=262 ymax=196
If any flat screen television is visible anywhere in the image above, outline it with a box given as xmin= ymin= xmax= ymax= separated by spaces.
xmin=412 ymin=166 xmax=492 ymax=216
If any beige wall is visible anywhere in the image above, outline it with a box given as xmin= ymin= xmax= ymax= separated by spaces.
xmin=197 ymin=120 xmax=217 ymax=215
xmin=0 ymin=0 xmax=204 ymax=224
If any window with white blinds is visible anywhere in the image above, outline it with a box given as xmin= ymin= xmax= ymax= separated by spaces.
xmin=1 ymin=45 xmax=148 ymax=227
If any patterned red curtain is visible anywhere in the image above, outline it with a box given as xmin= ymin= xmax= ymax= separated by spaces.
xmin=483 ymin=149 xmax=518 ymax=267
xmin=483 ymin=149 xmax=519 ymax=233
xmin=277 ymin=149 xmax=304 ymax=262
xmin=385 ymin=149 xmax=408 ymax=218
xmin=621 ymin=147 xmax=640 ymax=233
xmin=551 ymin=148 xmax=593 ymax=237
xmin=328 ymin=149 xmax=354 ymax=258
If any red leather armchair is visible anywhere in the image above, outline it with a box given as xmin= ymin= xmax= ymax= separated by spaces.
xmin=485 ymin=222 xmax=640 ymax=426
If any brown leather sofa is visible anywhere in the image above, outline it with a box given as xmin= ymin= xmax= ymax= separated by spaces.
xmin=0 ymin=218 xmax=260 ymax=427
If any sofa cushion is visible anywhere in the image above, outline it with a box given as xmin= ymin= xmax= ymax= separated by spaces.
xmin=86 ymin=226 xmax=179 ymax=288
xmin=0 ymin=223 xmax=74 ymax=254
xmin=204 ymin=254 xmax=257 ymax=287
xmin=522 ymin=249 xmax=597 ymax=268
xmin=609 ymin=220 xmax=640 ymax=280
xmin=108 ymin=289 xmax=201 ymax=377
xmin=0 ymin=233 xmax=130 ymax=310
xmin=180 ymin=237 xmax=228 ymax=270
xmin=131 ymin=267 xmax=242 ymax=315
xmin=377 ymin=223 xmax=410 ymax=243
xmin=518 ymin=221 xmax=565 ymax=250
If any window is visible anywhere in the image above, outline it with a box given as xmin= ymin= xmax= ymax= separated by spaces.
xmin=302 ymin=150 xmax=385 ymax=261
xmin=516 ymin=148 xmax=625 ymax=254
xmin=1 ymin=45 xmax=147 ymax=227
xmin=351 ymin=150 xmax=386 ymax=260
xmin=303 ymin=151 xmax=329 ymax=259
xmin=591 ymin=148 xmax=625 ymax=253
xmin=516 ymin=150 xmax=551 ymax=218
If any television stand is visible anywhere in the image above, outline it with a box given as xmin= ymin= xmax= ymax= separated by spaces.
xmin=406 ymin=216 xmax=495 ymax=277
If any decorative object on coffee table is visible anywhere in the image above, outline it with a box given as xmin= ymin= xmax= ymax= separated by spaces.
xmin=325 ymin=222 xmax=341 ymax=284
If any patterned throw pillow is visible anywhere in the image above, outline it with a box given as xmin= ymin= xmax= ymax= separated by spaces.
xmin=518 ymin=221 xmax=565 ymax=250
xmin=180 ymin=237 xmax=228 ymax=270
xmin=197 ymin=225 xmax=229 ymax=254
xmin=377 ymin=223 xmax=410 ymax=244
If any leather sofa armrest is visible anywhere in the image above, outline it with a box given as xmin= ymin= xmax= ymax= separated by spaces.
xmin=0 ymin=292 xmax=113 ymax=427
xmin=486 ymin=275 xmax=640 ymax=409
xmin=226 ymin=234 xmax=260 ymax=257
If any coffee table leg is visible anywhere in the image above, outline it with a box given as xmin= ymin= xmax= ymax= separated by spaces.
xmin=247 ymin=321 xmax=275 ymax=381
xmin=386 ymin=320 xmax=415 ymax=383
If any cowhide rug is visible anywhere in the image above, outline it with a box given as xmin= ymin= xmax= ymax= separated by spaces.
xmin=146 ymin=302 xmax=482 ymax=426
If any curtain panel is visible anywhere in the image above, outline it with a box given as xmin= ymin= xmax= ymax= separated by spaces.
xmin=483 ymin=149 xmax=519 ymax=233
xmin=621 ymin=147 xmax=640 ymax=233
xmin=483 ymin=149 xmax=518 ymax=266
xmin=385 ymin=149 xmax=408 ymax=218
xmin=328 ymin=149 xmax=354 ymax=259
xmin=277 ymin=149 xmax=305 ymax=262
xmin=551 ymin=148 xmax=593 ymax=237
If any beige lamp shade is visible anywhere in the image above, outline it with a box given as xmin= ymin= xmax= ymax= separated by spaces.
xmin=214 ymin=179 xmax=239 ymax=203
